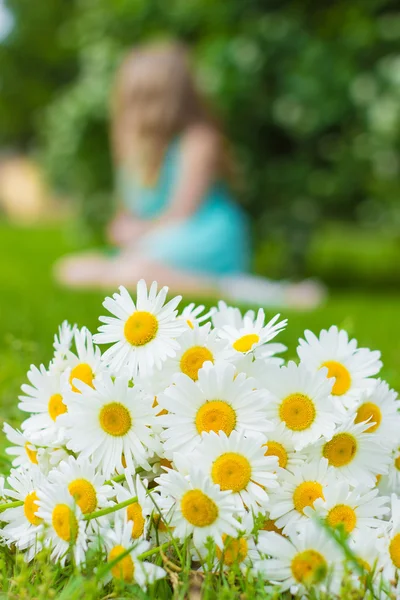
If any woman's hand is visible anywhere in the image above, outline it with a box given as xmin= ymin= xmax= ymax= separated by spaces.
xmin=107 ymin=212 xmax=150 ymax=247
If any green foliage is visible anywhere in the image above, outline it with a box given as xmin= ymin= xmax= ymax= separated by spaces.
xmin=256 ymin=221 xmax=400 ymax=288
xmin=2 ymin=1 xmax=400 ymax=270
xmin=0 ymin=0 xmax=77 ymax=147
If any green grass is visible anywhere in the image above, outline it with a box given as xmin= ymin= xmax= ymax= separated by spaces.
xmin=0 ymin=220 xmax=399 ymax=599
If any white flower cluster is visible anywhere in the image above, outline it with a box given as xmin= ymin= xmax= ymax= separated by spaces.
xmin=1 ymin=279 xmax=400 ymax=596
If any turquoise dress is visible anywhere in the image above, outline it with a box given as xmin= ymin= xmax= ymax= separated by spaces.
xmin=117 ymin=139 xmax=251 ymax=276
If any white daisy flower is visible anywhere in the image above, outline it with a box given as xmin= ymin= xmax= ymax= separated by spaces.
xmin=61 ymin=375 xmax=160 ymax=476
xmin=36 ymin=483 xmax=87 ymax=566
xmin=3 ymin=423 xmax=69 ymax=476
xmin=49 ymin=320 xmax=76 ymax=375
xmin=48 ymin=455 xmax=113 ymax=519
xmin=305 ymin=480 xmax=389 ymax=536
xmin=211 ymin=300 xmax=244 ymax=330
xmin=155 ymin=467 xmax=240 ymax=549
xmin=160 ymin=323 xmax=226 ymax=382
xmin=262 ymin=423 xmax=306 ymax=472
xmin=254 ymin=522 xmax=343 ymax=596
xmin=257 ymin=510 xmax=286 ymax=537
xmin=297 ymin=326 xmax=382 ymax=408
xmin=263 ymin=361 xmax=338 ymax=451
xmin=148 ymin=493 xmax=177 ymax=545
xmin=352 ymin=379 xmax=400 ymax=450
xmin=180 ymin=303 xmax=215 ymax=329
xmin=101 ymin=514 xmax=166 ymax=588
xmin=157 ymin=361 xmax=273 ymax=457
xmin=378 ymin=448 xmax=400 ymax=495
xmin=64 ymin=326 xmax=106 ymax=393
xmin=268 ymin=458 xmax=337 ymax=534
xmin=0 ymin=476 xmax=5 ymax=500
xmin=380 ymin=495 xmax=400 ymax=581
xmin=113 ymin=471 xmax=154 ymax=540
xmin=194 ymin=430 xmax=279 ymax=511
xmin=35 ymin=446 xmax=70 ymax=475
xmin=1 ymin=466 xmax=46 ymax=561
xmin=195 ymin=513 xmax=259 ymax=572
xmin=3 ymin=423 xmax=40 ymax=469
xmin=94 ymin=280 xmax=185 ymax=376
xmin=233 ymin=352 xmax=285 ymax=382
xmin=217 ymin=308 xmax=287 ymax=361
xmin=18 ymin=364 xmax=69 ymax=445
xmin=308 ymin=418 xmax=391 ymax=488
xmin=348 ymin=530 xmax=386 ymax=591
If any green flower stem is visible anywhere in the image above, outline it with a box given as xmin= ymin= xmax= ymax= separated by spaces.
xmin=104 ymin=473 xmax=126 ymax=486
xmin=104 ymin=467 xmax=144 ymax=486
xmin=84 ymin=496 xmax=138 ymax=521
xmin=138 ymin=541 xmax=170 ymax=560
xmin=0 ymin=500 xmax=23 ymax=513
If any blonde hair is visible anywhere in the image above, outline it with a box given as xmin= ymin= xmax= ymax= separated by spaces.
xmin=111 ymin=42 xmax=233 ymax=185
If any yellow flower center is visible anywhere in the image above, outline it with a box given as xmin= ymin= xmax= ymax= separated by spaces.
xmin=127 ymin=502 xmax=145 ymax=539
xmin=69 ymin=363 xmax=94 ymax=393
xmin=211 ymin=452 xmax=251 ymax=493
xmin=216 ymin=534 xmax=249 ymax=566
xmin=323 ymin=433 xmax=357 ymax=467
xmin=262 ymin=518 xmax=284 ymax=535
xmin=354 ymin=402 xmax=382 ymax=433
xmin=180 ymin=489 xmax=219 ymax=527
xmin=356 ymin=557 xmax=371 ymax=573
xmin=291 ymin=550 xmax=328 ymax=585
xmin=160 ymin=457 xmax=173 ymax=470
xmin=264 ymin=441 xmax=288 ymax=469
xmin=321 ymin=360 xmax=351 ymax=396
xmin=124 ymin=311 xmax=158 ymax=346
xmin=389 ymin=533 xmax=400 ymax=569
xmin=68 ymin=479 xmax=97 ymax=514
xmin=153 ymin=513 xmax=169 ymax=533
xmin=109 ymin=545 xmax=135 ymax=582
xmin=180 ymin=346 xmax=214 ymax=380
xmin=52 ymin=503 xmax=78 ymax=542
xmin=24 ymin=442 xmax=38 ymax=465
xmin=233 ymin=333 xmax=260 ymax=353
xmin=293 ymin=481 xmax=324 ymax=514
xmin=279 ymin=393 xmax=316 ymax=431
xmin=99 ymin=402 xmax=132 ymax=437
xmin=395 ymin=456 xmax=400 ymax=471
xmin=48 ymin=393 xmax=67 ymax=421
xmin=195 ymin=400 xmax=236 ymax=435
xmin=326 ymin=504 xmax=356 ymax=534
xmin=24 ymin=492 xmax=42 ymax=526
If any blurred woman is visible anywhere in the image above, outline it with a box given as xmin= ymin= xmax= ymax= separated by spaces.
xmin=56 ymin=42 xmax=323 ymax=307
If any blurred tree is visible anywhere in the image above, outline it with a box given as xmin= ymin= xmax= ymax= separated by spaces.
xmin=0 ymin=0 xmax=78 ymax=147
xmin=2 ymin=0 xmax=400 ymax=273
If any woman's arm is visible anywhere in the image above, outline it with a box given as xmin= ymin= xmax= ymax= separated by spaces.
xmin=153 ymin=125 xmax=221 ymax=227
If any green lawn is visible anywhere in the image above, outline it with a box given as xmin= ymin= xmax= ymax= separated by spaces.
xmin=1 ymin=220 xmax=399 ymax=449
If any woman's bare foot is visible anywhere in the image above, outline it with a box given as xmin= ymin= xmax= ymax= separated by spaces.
xmin=221 ymin=275 xmax=327 ymax=309
xmin=54 ymin=253 xmax=113 ymax=288
xmin=285 ymin=280 xmax=327 ymax=310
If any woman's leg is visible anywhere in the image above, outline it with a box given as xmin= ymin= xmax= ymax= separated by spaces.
xmin=55 ymin=251 xmax=218 ymax=296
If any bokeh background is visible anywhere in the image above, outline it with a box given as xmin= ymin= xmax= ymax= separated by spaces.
xmin=0 ymin=0 xmax=399 ymax=439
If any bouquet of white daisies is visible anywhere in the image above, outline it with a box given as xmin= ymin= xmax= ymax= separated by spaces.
xmin=1 ymin=279 xmax=400 ymax=597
